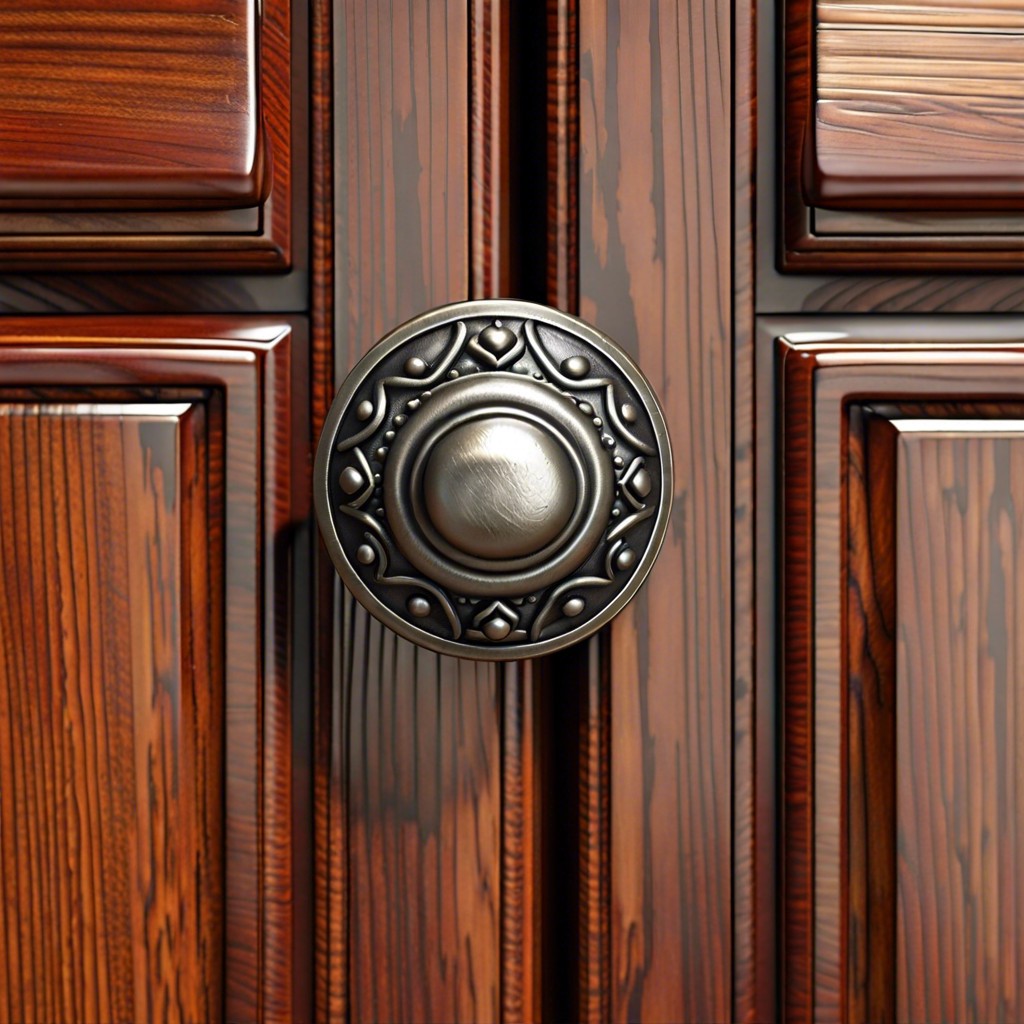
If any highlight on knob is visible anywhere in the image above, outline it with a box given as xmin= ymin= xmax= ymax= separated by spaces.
xmin=314 ymin=300 xmax=672 ymax=659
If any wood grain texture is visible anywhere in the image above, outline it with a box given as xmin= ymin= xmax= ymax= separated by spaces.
xmin=895 ymin=421 xmax=1024 ymax=1024
xmin=575 ymin=636 xmax=611 ymax=1023
xmin=780 ymin=341 xmax=818 ymax=1023
xmin=791 ymin=275 xmax=1024 ymax=315
xmin=580 ymin=1 xmax=732 ymax=1019
xmin=345 ymin=606 xmax=501 ymax=1022
xmin=733 ymin=0 xmax=770 ymax=1014
xmin=331 ymin=4 xmax=514 ymax=1021
xmin=0 ymin=399 xmax=221 ymax=1024
xmin=812 ymin=5 xmax=1024 ymax=209
xmin=779 ymin=329 xmax=1024 ymax=1023
xmin=334 ymin=0 xmax=468 ymax=367
xmin=782 ymin=0 xmax=1024 ymax=271
xmin=0 ymin=1 xmax=261 ymax=207
xmin=0 ymin=0 xmax=291 ymax=271
xmin=310 ymin=0 xmax=341 ymax=1020
xmin=846 ymin=408 xmax=898 ymax=1024
xmin=499 ymin=661 xmax=541 ymax=1024
xmin=0 ymin=318 xmax=305 ymax=1023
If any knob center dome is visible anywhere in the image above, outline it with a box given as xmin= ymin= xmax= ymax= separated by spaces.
xmin=422 ymin=417 xmax=577 ymax=561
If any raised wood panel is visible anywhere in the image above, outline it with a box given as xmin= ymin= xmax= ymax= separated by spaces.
xmin=0 ymin=400 xmax=220 ymax=1024
xmin=0 ymin=319 xmax=307 ymax=1023
xmin=580 ymin=0 xmax=732 ymax=1019
xmin=896 ymin=422 xmax=1024 ymax=1023
xmin=781 ymin=331 xmax=1024 ymax=1023
xmin=0 ymin=0 xmax=291 ymax=271
xmin=782 ymin=0 xmax=1024 ymax=271
xmin=811 ymin=6 xmax=1024 ymax=209
xmin=0 ymin=2 xmax=261 ymax=208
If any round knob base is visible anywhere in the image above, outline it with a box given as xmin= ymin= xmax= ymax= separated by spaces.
xmin=314 ymin=300 xmax=672 ymax=660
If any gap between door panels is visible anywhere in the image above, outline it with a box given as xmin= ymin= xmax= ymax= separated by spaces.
xmin=480 ymin=2 xmax=610 ymax=1021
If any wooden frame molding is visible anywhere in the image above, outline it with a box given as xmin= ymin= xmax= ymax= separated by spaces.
xmin=781 ymin=326 xmax=1024 ymax=1023
xmin=0 ymin=318 xmax=308 ymax=1022
xmin=0 ymin=0 xmax=292 ymax=272
xmin=782 ymin=0 xmax=1024 ymax=273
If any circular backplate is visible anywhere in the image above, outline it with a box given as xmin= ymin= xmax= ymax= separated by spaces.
xmin=314 ymin=299 xmax=673 ymax=660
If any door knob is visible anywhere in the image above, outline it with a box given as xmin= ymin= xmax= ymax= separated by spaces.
xmin=314 ymin=300 xmax=672 ymax=659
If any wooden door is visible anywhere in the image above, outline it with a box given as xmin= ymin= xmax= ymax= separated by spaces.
xmin=0 ymin=3 xmax=320 ymax=1020
xmin=320 ymin=2 xmax=739 ymax=1021
xmin=3 ymin=1 xmax=1023 ymax=1023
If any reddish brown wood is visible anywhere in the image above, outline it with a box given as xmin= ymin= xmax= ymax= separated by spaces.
xmin=733 ymin=0 xmax=769 ymax=1016
xmin=329 ymin=5 xmax=519 ymax=1022
xmin=580 ymin=1 xmax=732 ymax=1019
xmin=576 ymin=635 xmax=611 ymax=1023
xmin=782 ymin=0 xmax=1024 ymax=272
xmin=846 ymin=408 xmax=898 ymax=1024
xmin=780 ymin=341 xmax=818 ymax=1024
xmin=0 ymin=397 xmax=220 ymax=1024
xmin=310 ymin=0 xmax=335 ymax=436
xmin=499 ymin=662 xmax=542 ymax=1024
xmin=334 ymin=0 xmax=468 ymax=360
xmin=895 ymin=420 xmax=1024 ymax=1023
xmin=345 ymin=613 xmax=501 ymax=1022
xmin=791 ymin=276 xmax=1024 ymax=316
xmin=780 ymin=330 xmax=1024 ymax=1023
xmin=810 ymin=3 xmax=1024 ymax=210
xmin=310 ymin=0 xmax=341 ymax=1020
xmin=0 ymin=318 xmax=305 ymax=1023
xmin=0 ymin=1 xmax=261 ymax=207
xmin=0 ymin=0 xmax=291 ymax=271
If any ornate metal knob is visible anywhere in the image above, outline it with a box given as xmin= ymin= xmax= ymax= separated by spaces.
xmin=314 ymin=300 xmax=672 ymax=659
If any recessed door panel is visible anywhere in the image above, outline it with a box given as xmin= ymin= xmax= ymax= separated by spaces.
xmin=0 ymin=399 xmax=223 ymax=1023
xmin=0 ymin=319 xmax=306 ymax=1023
xmin=780 ymin=333 xmax=1024 ymax=1022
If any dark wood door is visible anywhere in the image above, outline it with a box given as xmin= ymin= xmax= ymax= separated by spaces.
xmin=0 ymin=3 xmax=317 ymax=1020
xmin=320 ymin=2 xmax=738 ymax=1021
xmin=3 ymin=2 xmax=1024 ymax=1023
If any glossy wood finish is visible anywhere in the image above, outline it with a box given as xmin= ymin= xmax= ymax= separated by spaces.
xmin=782 ymin=0 xmax=1024 ymax=272
xmin=0 ymin=0 xmax=291 ymax=271
xmin=733 ymin=0 xmax=771 ymax=1019
xmin=780 ymin=329 xmax=1024 ymax=1023
xmin=0 ymin=399 xmax=220 ymax=1024
xmin=811 ymin=2 xmax=1024 ymax=210
xmin=846 ymin=408 xmax=898 ymax=1024
xmin=0 ymin=319 xmax=307 ymax=1023
xmin=344 ymin=603 xmax=502 ymax=1022
xmin=580 ymin=1 xmax=732 ymax=1020
xmin=896 ymin=419 xmax=1024 ymax=1023
xmin=327 ymin=4 xmax=521 ymax=1020
xmin=310 ymin=1 xmax=339 ymax=1016
xmin=573 ymin=635 xmax=611 ymax=1022
xmin=0 ymin=2 xmax=260 ymax=207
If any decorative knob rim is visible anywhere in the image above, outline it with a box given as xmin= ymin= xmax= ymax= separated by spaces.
xmin=314 ymin=299 xmax=673 ymax=660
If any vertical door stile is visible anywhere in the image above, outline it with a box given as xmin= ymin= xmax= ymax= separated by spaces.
xmin=311 ymin=0 xmax=341 ymax=1017
xmin=580 ymin=1 xmax=733 ymax=1020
